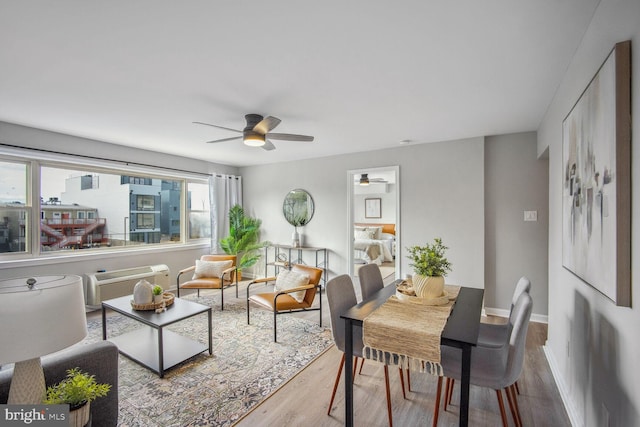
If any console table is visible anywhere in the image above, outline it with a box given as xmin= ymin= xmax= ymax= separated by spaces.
xmin=264 ymin=244 xmax=328 ymax=286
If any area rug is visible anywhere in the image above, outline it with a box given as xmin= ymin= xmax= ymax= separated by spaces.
xmin=82 ymin=294 xmax=333 ymax=426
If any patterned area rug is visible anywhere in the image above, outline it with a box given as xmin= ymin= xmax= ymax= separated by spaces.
xmin=83 ymin=294 xmax=333 ymax=426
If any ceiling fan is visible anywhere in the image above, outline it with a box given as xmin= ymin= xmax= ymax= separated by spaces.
xmin=356 ymin=173 xmax=388 ymax=186
xmin=193 ymin=114 xmax=314 ymax=151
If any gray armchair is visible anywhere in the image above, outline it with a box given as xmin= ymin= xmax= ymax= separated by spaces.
xmin=0 ymin=341 xmax=119 ymax=427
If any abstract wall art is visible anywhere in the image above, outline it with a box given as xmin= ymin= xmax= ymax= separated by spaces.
xmin=562 ymin=40 xmax=631 ymax=306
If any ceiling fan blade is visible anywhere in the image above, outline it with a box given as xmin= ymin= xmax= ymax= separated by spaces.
xmin=253 ymin=116 xmax=281 ymax=134
xmin=193 ymin=121 xmax=242 ymax=134
xmin=261 ymin=140 xmax=276 ymax=151
xmin=205 ymin=136 xmax=243 ymax=144
xmin=265 ymin=133 xmax=314 ymax=142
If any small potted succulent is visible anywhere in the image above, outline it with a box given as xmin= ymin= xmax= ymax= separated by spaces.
xmin=43 ymin=367 xmax=111 ymax=427
xmin=152 ymin=285 xmax=164 ymax=303
xmin=406 ymin=237 xmax=452 ymax=299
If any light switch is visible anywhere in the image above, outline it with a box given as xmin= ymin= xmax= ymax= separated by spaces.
xmin=524 ymin=211 xmax=537 ymax=222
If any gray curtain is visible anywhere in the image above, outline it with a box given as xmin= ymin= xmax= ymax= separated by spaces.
xmin=209 ymin=174 xmax=242 ymax=254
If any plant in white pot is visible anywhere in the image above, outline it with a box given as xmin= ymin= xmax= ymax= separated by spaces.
xmin=406 ymin=238 xmax=452 ymax=300
xmin=152 ymin=285 xmax=163 ymax=303
xmin=43 ymin=367 xmax=111 ymax=427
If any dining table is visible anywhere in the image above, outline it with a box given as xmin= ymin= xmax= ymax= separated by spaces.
xmin=341 ymin=280 xmax=484 ymax=427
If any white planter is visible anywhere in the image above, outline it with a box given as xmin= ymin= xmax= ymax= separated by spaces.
xmin=412 ymin=274 xmax=445 ymax=299
xmin=153 ymin=294 xmax=163 ymax=303
xmin=69 ymin=401 xmax=90 ymax=427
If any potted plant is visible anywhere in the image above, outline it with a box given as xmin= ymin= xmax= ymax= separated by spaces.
xmin=219 ymin=205 xmax=266 ymax=278
xmin=152 ymin=285 xmax=163 ymax=303
xmin=406 ymin=237 xmax=452 ymax=299
xmin=43 ymin=367 xmax=111 ymax=427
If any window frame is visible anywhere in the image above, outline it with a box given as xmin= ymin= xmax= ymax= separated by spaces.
xmin=0 ymin=148 xmax=211 ymax=265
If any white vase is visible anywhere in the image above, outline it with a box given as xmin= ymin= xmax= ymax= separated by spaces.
xmin=133 ymin=279 xmax=153 ymax=304
xmin=292 ymin=229 xmax=301 ymax=247
xmin=69 ymin=401 xmax=90 ymax=427
xmin=412 ymin=274 xmax=445 ymax=299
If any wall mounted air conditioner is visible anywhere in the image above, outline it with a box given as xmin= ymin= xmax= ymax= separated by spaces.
xmin=85 ymin=264 xmax=170 ymax=306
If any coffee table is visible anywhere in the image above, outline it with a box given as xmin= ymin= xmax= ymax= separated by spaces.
xmin=101 ymin=295 xmax=212 ymax=377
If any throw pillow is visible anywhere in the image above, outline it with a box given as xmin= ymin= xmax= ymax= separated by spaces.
xmin=355 ymin=229 xmax=376 ymax=240
xmin=192 ymin=259 xmax=233 ymax=279
xmin=274 ymin=269 xmax=310 ymax=303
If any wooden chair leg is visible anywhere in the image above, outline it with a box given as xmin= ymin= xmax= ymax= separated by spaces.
xmin=504 ymin=385 xmax=520 ymax=427
xmin=383 ymin=365 xmax=393 ymax=427
xmin=352 ymin=357 xmax=359 ymax=383
xmin=445 ymin=377 xmax=454 ymax=409
xmin=358 ymin=358 xmax=365 ymax=374
xmin=515 ymin=380 xmax=520 ymax=395
xmin=398 ymin=368 xmax=406 ymax=399
xmin=406 ymin=369 xmax=411 ymax=392
xmin=327 ymin=354 xmax=345 ymax=415
xmin=507 ymin=384 xmax=522 ymax=427
xmin=443 ymin=378 xmax=450 ymax=411
xmin=495 ymin=389 xmax=509 ymax=427
xmin=433 ymin=376 xmax=443 ymax=427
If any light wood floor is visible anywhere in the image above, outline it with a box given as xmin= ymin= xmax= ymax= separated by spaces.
xmin=105 ymin=279 xmax=569 ymax=426
xmin=230 ymin=278 xmax=571 ymax=427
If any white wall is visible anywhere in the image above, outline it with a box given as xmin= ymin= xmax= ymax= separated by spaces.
xmin=484 ymin=132 xmax=549 ymax=319
xmin=240 ymin=137 xmax=486 ymax=291
xmin=354 ymin=183 xmax=396 ymax=224
xmin=0 ymin=122 xmax=239 ymax=289
xmin=537 ymin=0 xmax=640 ymax=424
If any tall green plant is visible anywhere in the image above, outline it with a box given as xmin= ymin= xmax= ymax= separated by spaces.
xmin=219 ymin=205 xmax=266 ymax=269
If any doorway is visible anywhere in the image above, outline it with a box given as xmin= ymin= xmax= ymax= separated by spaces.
xmin=347 ymin=166 xmax=400 ymax=282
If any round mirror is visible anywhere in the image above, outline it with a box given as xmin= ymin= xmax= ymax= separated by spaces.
xmin=283 ymin=189 xmax=315 ymax=227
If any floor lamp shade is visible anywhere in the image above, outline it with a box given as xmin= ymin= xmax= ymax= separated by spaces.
xmin=0 ymin=275 xmax=88 ymax=403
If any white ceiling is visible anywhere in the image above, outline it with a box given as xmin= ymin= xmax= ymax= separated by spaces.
xmin=0 ymin=1 xmax=599 ymax=167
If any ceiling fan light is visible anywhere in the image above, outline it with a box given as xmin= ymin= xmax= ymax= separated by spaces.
xmin=243 ymin=133 xmax=265 ymax=147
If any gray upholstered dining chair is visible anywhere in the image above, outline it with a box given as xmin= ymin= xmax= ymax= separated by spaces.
xmin=478 ymin=276 xmax=531 ymax=396
xmin=326 ymin=274 xmax=403 ymax=426
xmin=358 ymin=262 xmax=385 ymax=300
xmin=357 ymin=263 xmax=409 ymax=397
xmin=435 ymin=291 xmax=533 ymax=427
xmin=477 ymin=276 xmax=531 ymax=348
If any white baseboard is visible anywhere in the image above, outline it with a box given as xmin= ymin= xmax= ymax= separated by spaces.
xmin=483 ymin=307 xmax=548 ymax=324
xmin=543 ymin=343 xmax=581 ymax=427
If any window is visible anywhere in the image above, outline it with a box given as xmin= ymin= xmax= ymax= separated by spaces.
xmin=0 ymin=160 xmax=28 ymax=253
xmin=187 ymin=182 xmax=211 ymax=239
xmin=0 ymin=154 xmax=212 ymax=257
xmin=136 ymin=195 xmax=156 ymax=211
xmin=136 ymin=213 xmax=155 ymax=229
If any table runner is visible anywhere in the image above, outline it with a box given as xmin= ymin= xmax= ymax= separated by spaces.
xmin=363 ymin=285 xmax=461 ymax=376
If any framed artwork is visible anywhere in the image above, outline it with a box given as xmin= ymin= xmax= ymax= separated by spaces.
xmin=562 ymin=40 xmax=631 ymax=307
xmin=365 ymin=198 xmax=381 ymax=218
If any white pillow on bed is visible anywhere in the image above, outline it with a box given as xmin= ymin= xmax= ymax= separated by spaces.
xmin=355 ymin=229 xmax=376 ymax=240
xmin=379 ymin=232 xmax=395 ymax=240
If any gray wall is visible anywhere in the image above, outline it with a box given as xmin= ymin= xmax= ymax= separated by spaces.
xmin=537 ymin=0 xmax=640 ymax=425
xmin=241 ymin=135 xmax=548 ymax=317
xmin=0 ymin=122 xmax=239 ymax=287
xmin=484 ymin=132 xmax=548 ymax=317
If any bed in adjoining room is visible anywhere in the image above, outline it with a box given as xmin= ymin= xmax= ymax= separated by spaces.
xmin=353 ymin=223 xmax=395 ymax=266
